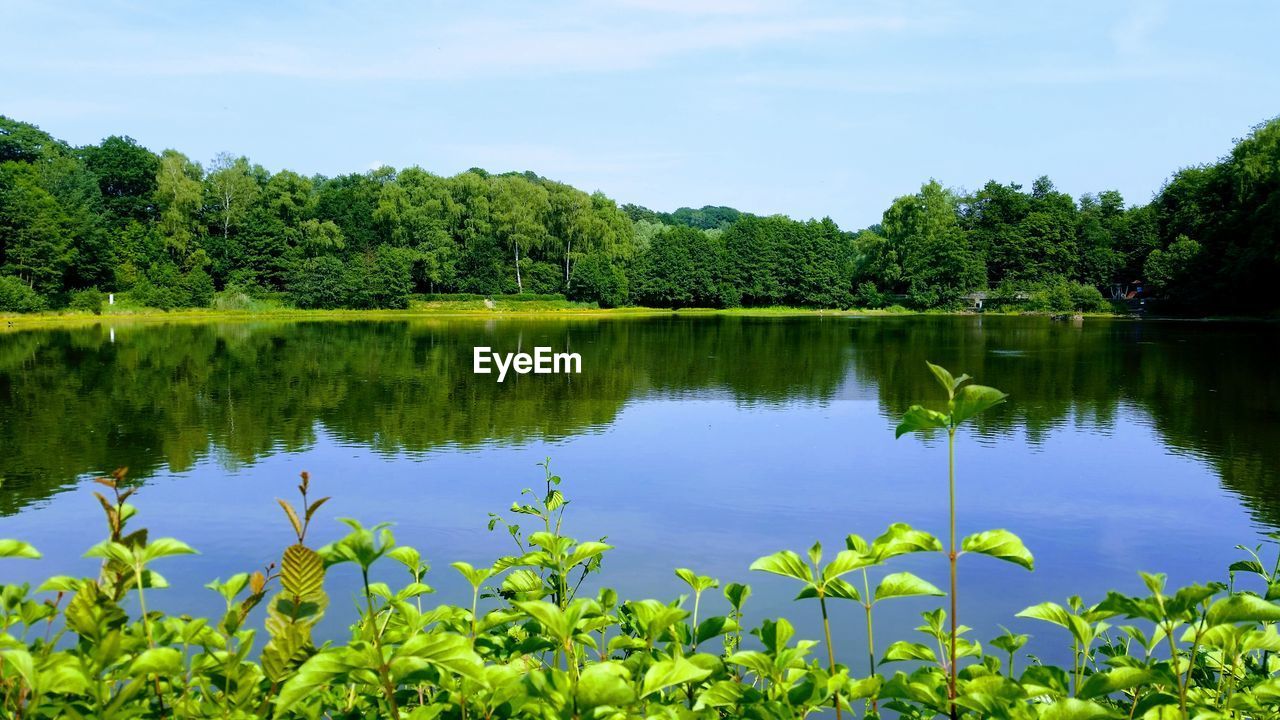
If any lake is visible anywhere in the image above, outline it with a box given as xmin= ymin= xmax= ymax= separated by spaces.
xmin=1 ymin=314 xmax=1277 ymax=671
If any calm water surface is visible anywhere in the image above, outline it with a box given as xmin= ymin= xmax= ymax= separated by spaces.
xmin=1 ymin=315 xmax=1277 ymax=670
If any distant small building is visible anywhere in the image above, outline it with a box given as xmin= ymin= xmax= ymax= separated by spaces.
xmin=963 ymin=291 xmax=987 ymax=311
xmin=1111 ymin=280 xmax=1145 ymax=300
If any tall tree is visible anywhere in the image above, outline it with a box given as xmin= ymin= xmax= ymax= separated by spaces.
xmin=205 ymin=152 xmax=260 ymax=241
xmin=81 ymin=135 xmax=159 ymax=225
xmin=490 ymin=175 xmax=549 ymax=293
xmin=884 ymin=181 xmax=985 ymax=307
xmin=155 ymin=150 xmax=203 ymax=260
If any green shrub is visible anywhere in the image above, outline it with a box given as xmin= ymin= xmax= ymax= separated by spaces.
xmin=68 ymin=287 xmax=105 ymax=314
xmin=1069 ymin=282 xmax=1106 ymax=312
xmin=288 ymin=256 xmax=347 ymax=309
xmin=0 ymin=276 xmax=47 ymax=313
xmin=568 ymin=256 xmax=628 ymax=307
xmin=854 ymin=281 xmax=888 ymax=309
xmin=128 ymin=275 xmax=179 ymax=310
xmin=183 ymin=268 xmax=215 ymax=308
xmin=212 ymin=284 xmax=254 ymax=310
xmin=991 ymin=281 xmax=1108 ymax=313
xmin=521 ymin=261 xmax=563 ymax=295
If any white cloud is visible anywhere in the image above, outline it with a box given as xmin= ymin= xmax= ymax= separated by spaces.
xmin=732 ymin=57 xmax=1215 ymax=95
xmin=3 ymin=2 xmax=917 ymax=81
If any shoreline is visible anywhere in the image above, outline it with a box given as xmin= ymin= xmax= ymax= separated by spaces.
xmin=0 ymin=303 xmax=1177 ymax=329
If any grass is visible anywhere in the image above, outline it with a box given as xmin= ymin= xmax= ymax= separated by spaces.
xmin=0 ymin=294 xmax=1136 ymax=329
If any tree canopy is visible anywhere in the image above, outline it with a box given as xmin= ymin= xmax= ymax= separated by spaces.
xmin=1 ymin=113 xmax=1277 ymax=313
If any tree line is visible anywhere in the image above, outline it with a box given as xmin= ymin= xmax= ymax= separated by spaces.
xmin=1 ymin=114 xmax=1276 ymax=313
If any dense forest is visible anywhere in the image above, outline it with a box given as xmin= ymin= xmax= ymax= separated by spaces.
xmin=0 ymin=114 xmax=1277 ymax=314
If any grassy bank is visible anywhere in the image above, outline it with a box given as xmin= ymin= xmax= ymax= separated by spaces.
xmin=0 ymin=300 xmax=915 ymax=328
xmin=1 ymin=297 xmax=1137 ymax=330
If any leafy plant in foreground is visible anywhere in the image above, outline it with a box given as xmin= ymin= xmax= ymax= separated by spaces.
xmin=895 ymin=361 xmax=1031 ymax=717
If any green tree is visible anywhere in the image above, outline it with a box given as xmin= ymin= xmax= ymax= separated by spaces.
xmin=1144 ymin=235 xmax=1203 ymax=300
xmin=205 ymin=153 xmax=260 ymax=242
xmin=81 ymin=135 xmax=159 ymax=225
xmin=491 ymin=175 xmax=550 ymax=294
xmin=155 ymin=150 xmax=203 ymax=260
xmin=884 ymin=181 xmax=985 ymax=308
xmin=632 ymin=226 xmax=731 ymax=307
xmin=0 ymin=163 xmax=74 ymax=295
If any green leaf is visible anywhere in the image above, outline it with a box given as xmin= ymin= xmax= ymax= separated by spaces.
xmin=567 ymin=541 xmax=612 ymax=568
xmin=926 ymin=361 xmax=970 ymax=397
xmin=1017 ymin=601 xmax=1072 ymax=628
xmin=83 ymin=540 xmax=133 ymax=565
xmin=641 ymin=655 xmax=712 ymax=697
xmin=695 ymin=680 xmax=758 ymax=709
xmin=824 ymin=578 xmax=862 ymax=601
xmin=37 ymin=576 xmax=82 ymax=593
xmin=950 ymin=384 xmax=1008 ymax=426
xmin=1037 ymin=698 xmax=1120 ymax=720
xmin=576 ymin=662 xmax=635 ymax=710
xmin=129 ymin=647 xmax=184 ymax=677
xmin=990 ymin=630 xmax=1028 ymax=655
xmin=142 ymin=538 xmax=197 ymax=563
xmin=871 ymin=523 xmax=943 ymax=560
xmin=822 ymin=549 xmax=874 ymax=582
xmin=514 ymin=600 xmax=569 ymax=640
xmin=874 ymin=572 xmax=944 ymax=601
xmin=0 ymin=539 xmax=40 ymax=559
xmin=501 ymin=569 xmax=543 ymax=596
xmin=881 ymin=641 xmax=937 ymax=664
xmin=1078 ymin=667 xmax=1167 ymax=700
xmin=962 ymin=529 xmax=1034 ymax=570
xmin=726 ymin=650 xmax=774 ymax=680
xmin=895 ymin=405 xmax=950 ymax=438
xmin=391 ymin=632 xmax=485 ymax=684
xmin=1206 ymin=593 xmax=1280 ymax=625
xmin=845 ymin=674 xmax=884 ymax=699
xmin=749 ymin=550 xmax=813 ymax=583
xmin=275 ymin=650 xmax=354 ymax=714
xmin=1168 ymin=583 xmax=1222 ymax=616
xmin=277 ymin=499 xmax=303 ymax=539
xmin=280 ymin=544 xmax=325 ymax=597
xmin=675 ymin=568 xmax=718 ymax=592
xmin=1229 ymin=559 xmax=1265 ymax=575
xmin=723 ymin=582 xmax=751 ymax=611
xmin=0 ymin=649 xmax=35 ymax=689
xmin=695 ymin=616 xmax=738 ymax=646
xmin=451 ymin=561 xmax=493 ymax=589
xmin=387 ymin=545 xmax=422 ymax=570
xmin=1243 ymin=625 xmax=1280 ymax=652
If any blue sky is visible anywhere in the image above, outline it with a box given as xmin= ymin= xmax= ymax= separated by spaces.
xmin=3 ymin=1 xmax=1276 ymax=229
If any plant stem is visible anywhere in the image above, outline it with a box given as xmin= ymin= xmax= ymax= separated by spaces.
xmin=1164 ymin=622 xmax=1185 ymax=717
xmin=134 ymin=561 xmax=172 ymax=718
xmin=948 ymin=427 xmax=958 ymax=720
xmin=862 ymin=569 xmax=878 ymax=714
xmin=362 ymin=567 xmax=400 ymax=718
xmin=470 ymin=587 xmax=479 ymax=639
xmin=819 ymin=595 xmax=842 ymax=720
